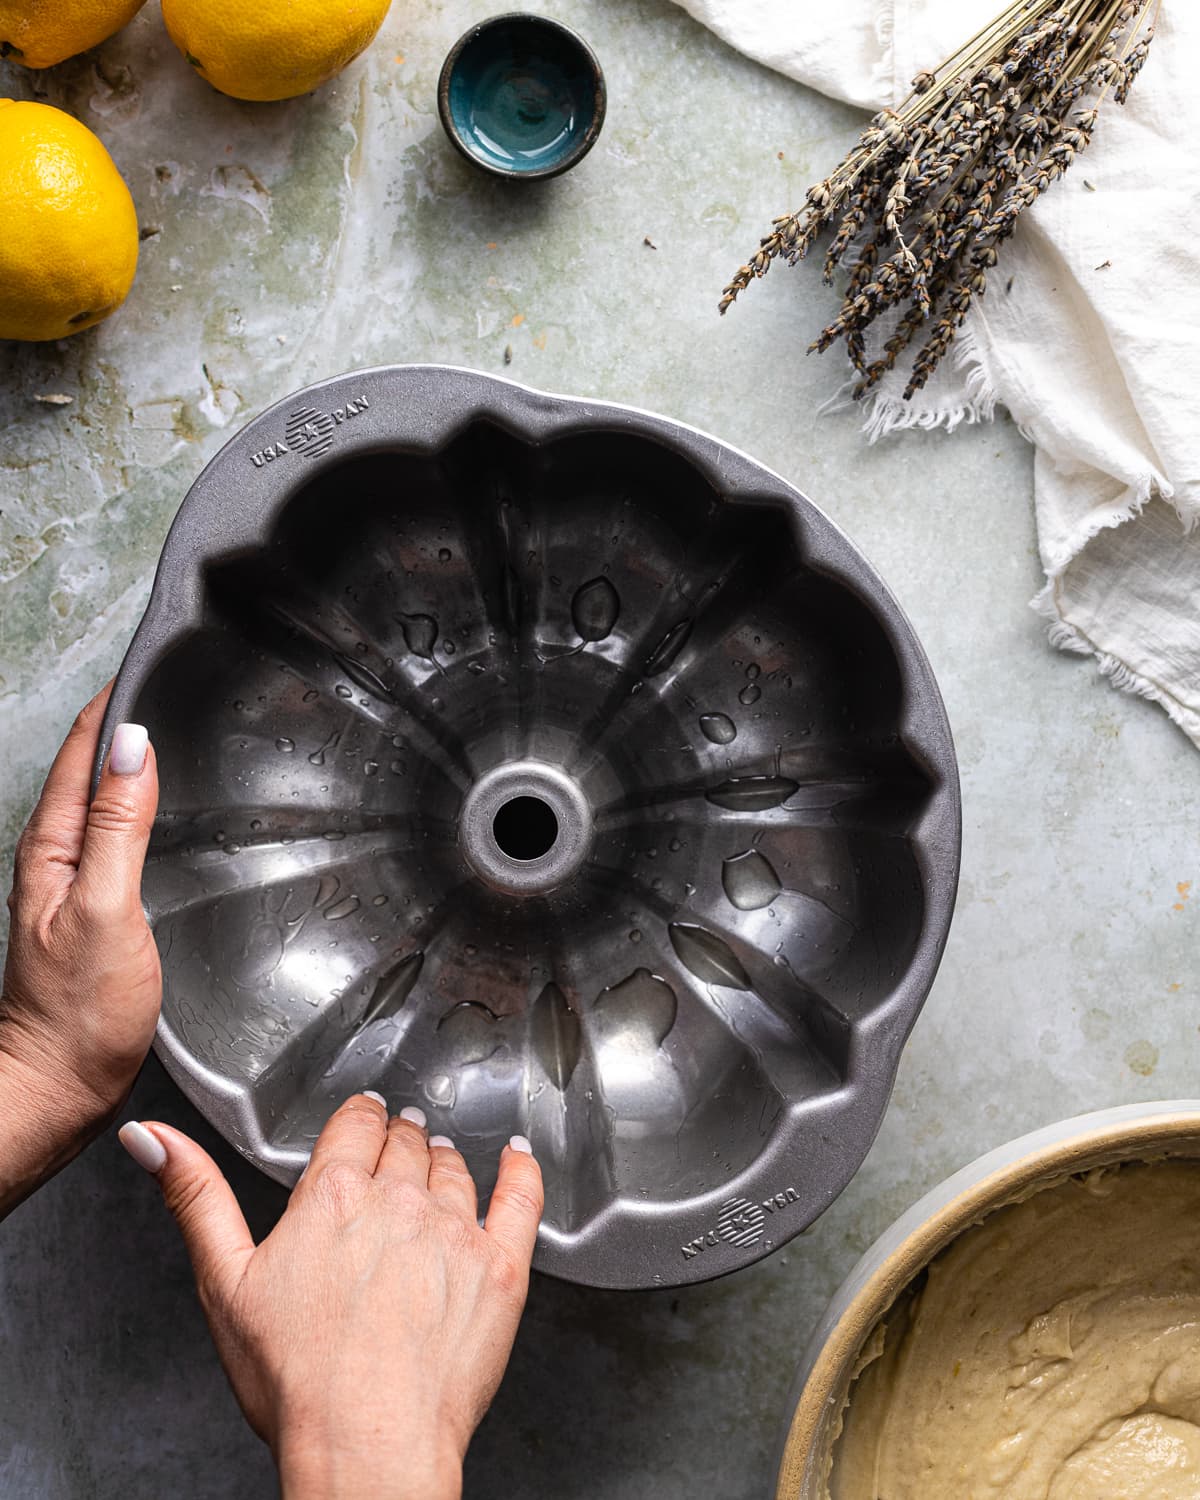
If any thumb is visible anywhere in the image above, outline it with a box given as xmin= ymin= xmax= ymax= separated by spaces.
xmin=119 ymin=1121 xmax=254 ymax=1307
xmin=75 ymin=723 xmax=158 ymax=919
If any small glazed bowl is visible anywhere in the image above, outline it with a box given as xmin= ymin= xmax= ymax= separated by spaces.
xmin=773 ymin=1100 xmax=1200 ymax=1498
xmin=437 ymin=13 xmax=606 ymax=180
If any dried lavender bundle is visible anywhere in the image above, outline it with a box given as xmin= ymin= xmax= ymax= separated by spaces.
xmin=721 ymin=0 xmax=1159 ymax=400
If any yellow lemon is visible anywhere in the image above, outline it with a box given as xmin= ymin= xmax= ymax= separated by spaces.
xmin=162 ymin=0 xmax=393 ymax=103
xmin=0 ymin=101 xmax=138 ymax=342
xmin=0 ymin=0 xmax=147 ymax=69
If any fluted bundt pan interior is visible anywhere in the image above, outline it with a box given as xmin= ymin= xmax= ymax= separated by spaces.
xmin=100 ymin=367 xmax=960 ymax=1288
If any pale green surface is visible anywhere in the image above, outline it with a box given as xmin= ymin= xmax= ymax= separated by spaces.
xmin=1 ymin=3 xmax=1197 ymax=1497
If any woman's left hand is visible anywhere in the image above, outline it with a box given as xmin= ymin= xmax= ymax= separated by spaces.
xmin=0 ymin=683 xmax=160 ymax=1215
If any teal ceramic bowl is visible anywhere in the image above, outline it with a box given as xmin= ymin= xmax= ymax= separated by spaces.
xmin=437 ymin=13 xmax=606 ymax=180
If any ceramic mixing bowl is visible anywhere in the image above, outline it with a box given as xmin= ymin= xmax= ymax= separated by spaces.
xmin=99 ymin=365 xmax=960 ymax=1288
xmin=773 ymin=1100 xmax=1200 ymax=1497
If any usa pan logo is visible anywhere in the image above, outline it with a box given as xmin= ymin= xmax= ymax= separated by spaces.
xmin=249 ymin=392 xmax=371 ymax=468
xmin=680 ymin=1185 xmax=800 ymax=1260
xmin=716 ymin=1196 xmax=766 ymax=1248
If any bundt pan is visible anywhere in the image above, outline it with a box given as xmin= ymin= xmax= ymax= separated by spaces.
xmin=98 ymin=366 xmax=960 ymax=1289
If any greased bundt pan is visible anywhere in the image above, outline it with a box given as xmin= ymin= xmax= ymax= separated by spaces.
xmin=98 ymin=366 xmax=960 ymax=1289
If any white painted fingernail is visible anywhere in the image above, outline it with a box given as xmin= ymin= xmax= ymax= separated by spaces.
xmin=400 ymin=1106 xmax=427 ymax=1128
xmin=429 ymin=1134 xmax=455 ymax=1149
xmin=118 ymin=1121 xmax=166 ymax=1174
xmin=109 ymin=723 xmax=149 ymax=776
xmin=362 ymin=1090 xmax=387 ymax=1108
xmin=509 ymin=1134 xmax=533 ymax=1155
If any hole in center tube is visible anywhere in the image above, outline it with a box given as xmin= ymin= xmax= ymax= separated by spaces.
xmin=492 ymin=796 xmax=558 ymax=861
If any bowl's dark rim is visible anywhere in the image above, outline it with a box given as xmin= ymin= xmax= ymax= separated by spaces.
xmin=435 ymin=12 xmax=607 ymax=182
xmin=98 ymin=364 xmax=962 ymax=1290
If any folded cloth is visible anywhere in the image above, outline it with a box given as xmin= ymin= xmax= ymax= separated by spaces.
xmin=675 ymin=0 xmax=1200 ymax=746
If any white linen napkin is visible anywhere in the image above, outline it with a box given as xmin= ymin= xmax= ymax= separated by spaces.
xmin=674 ymin=0 xmax=1200 ymax=746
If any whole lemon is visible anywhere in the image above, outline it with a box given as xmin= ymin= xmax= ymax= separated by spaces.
xmin=162 ymin=0 xmax=392 ymax=102
xmin=0 ymin=0 xmax=147 ymax=69
xmin=0 ymin=101 xmax=138 ymax=342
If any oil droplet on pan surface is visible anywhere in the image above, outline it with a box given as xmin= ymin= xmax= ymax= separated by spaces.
xmin=359 ymin=951 xmax=424 ymax=1026
xmin=699 ymin=713 xmax=737 ymax=745
xmin=722 ymin=850 xmax=782 ymax=911
xmin=336 ymin=653 xmax=393 ymax=701
xmin=231 ymin=921 xmax=285 ymax=987
xmin=424 ymin=1073 xmax=456 ymax=1108
xmin=529 ymin=983 xmax=582 ymax=1090
xmin=308 ymin=728 xmax=341 ymax=767
xmin=593 ymin=968 xmax=677 ymax=1047
xmin=706 ymin=775 xmax=798 ymax=811
xmin=437 ymin=1001 xmax=500 ymax=1066
xmin=643 ymin=618 xmax=692 ymax=677
xmin=668 ymin=922 xmax=751 ymax=989
xmin=570 ymin=577 xmax=620 ymax=642
xmin=396 ymin=612 xmax=438 ymax=661
xmin=324 ymin=895 xmax=361 ymax=921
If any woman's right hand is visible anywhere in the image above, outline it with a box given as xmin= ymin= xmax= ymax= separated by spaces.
xmin=119 ymin=1096 xmax=544 ymax=1500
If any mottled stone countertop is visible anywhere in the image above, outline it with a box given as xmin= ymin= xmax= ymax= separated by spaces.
xmin=1 ymin=3 xmax=1195 ymax=1496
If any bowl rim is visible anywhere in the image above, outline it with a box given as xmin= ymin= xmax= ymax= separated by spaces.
xmin=96 ymin=362 xmax=961 ymax=1290
xmin=436 ymin=11 xmax=607 ymax=181
xmin=773 ymin=1099 xmax=1200 ymax=1498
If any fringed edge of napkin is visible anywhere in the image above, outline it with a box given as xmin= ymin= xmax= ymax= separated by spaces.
xmin=818 ymin=319 xmax=998 ymax=442
xmin=827 ymin=312 xmax=1200 ymax=744
xmin=1030 ymin=474 xmax=1200 ymax=746
xmin=859 ymin=323 xmax=997 ymax=442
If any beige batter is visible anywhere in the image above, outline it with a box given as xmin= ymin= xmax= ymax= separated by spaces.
xmin=831 ymin=1159 xmax=1200 ymax=1499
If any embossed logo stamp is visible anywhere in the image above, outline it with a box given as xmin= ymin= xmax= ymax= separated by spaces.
xmin=680 ymin=1186 xmax=799 ymax=1259
xmin=250 ymin=393 xmax=371 ymax=468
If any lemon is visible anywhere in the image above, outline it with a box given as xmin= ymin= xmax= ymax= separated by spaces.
xmin=162 ymin=0 xmax=392 ymax=103
xmin=0 ymin=0 xmax=146 ymax=69
xmin=0 ymin=101 xmax=138 ymax=342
